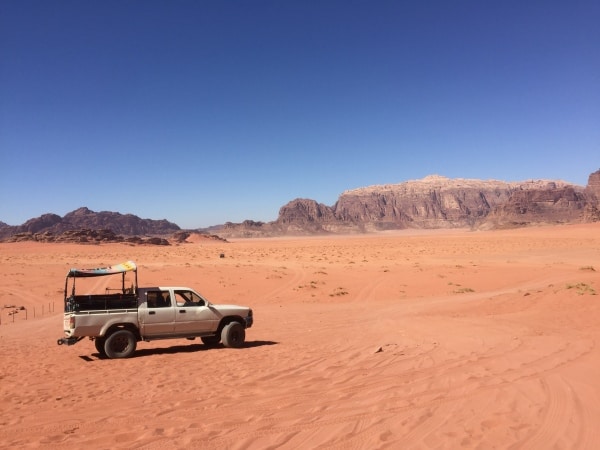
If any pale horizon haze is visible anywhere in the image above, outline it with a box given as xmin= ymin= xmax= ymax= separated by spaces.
xmin=1 ymin=1 xmax=598 ymax=228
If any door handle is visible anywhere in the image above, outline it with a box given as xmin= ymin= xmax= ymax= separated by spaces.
xmin=149 ymin=311 xmax=156 ymax=315
xmin=179 ymin=310 xmax=186 ymax=314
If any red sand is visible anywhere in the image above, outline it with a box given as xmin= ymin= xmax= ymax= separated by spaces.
xmin=1 ymin=224 xmax=599 ymax=448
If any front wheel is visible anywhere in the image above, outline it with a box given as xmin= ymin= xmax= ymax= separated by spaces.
xmin=104 ymin=330 xmax=137 ymax=359
xmin=221 ymin=322 xmax=245 ymax=348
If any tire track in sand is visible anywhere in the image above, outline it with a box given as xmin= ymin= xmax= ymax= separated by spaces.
xmin=262 ymin=263 xmax=307 ymax=303
xmin=519 ymin=374 xmax=576 ymax=449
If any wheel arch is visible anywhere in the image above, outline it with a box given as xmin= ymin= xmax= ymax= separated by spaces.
xmin=216 ymin=315 xmax=245 ymax=336
xmin=103 ymin=323 xmax=141 ymax=341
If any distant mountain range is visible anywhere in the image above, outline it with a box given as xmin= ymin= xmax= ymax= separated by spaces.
xmin=0 ymin=207 xmax=180 ymax=243
xmin=216 ymin=169 xmax=600 ymax=237
xmin=1 ymin=169 xmax=599 ymax=242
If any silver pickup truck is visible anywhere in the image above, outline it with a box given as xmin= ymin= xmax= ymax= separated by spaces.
xmin=57 ymin=261 xmax=253 ymax=359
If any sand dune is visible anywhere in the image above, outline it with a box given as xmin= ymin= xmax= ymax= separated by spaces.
xmin=1 ymin=224 xmax=599 ymax=448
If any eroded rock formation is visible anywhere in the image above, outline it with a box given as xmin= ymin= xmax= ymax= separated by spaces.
xmin=219 ymin=170 xmax=599 ymax=236
xmin=2 ymin=170 xmax=599 ymax=240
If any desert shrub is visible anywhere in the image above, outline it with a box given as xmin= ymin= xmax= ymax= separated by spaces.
xmin=566 ymin=283 xmax=597 ymax=295
xmin=453 ymin=287 xmax=475 ymax=294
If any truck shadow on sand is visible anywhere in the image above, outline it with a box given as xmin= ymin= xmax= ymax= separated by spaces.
xmin=81 ymin=340 xmax=278 ymax=361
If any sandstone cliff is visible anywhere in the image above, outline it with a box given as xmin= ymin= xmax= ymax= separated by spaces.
xmin=585 ymin=169 xmax=600 ymax=200
xmin=333 ymin=175 xmax=518 ymax=229
xmin=216 ymin=170 xmax=599 ymax=237
xmin=583 ymin=169 xmax=600 ymax=222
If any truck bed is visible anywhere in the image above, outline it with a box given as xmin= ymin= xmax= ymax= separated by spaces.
xmin=66 ymin=293 xmax=138 ymax=312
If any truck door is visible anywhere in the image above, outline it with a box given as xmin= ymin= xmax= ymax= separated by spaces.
xmin=139 ymin=289 xmax=175 ymax=336
xmin=173 ymin=289 xmax=221 ymax=334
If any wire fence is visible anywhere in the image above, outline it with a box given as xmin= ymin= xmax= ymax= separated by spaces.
xmin=0 ymin=302 xmax=56 ymax=325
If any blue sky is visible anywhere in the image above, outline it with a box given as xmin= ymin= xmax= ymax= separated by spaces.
xmin=1 ymin=1 xmax=598 ymax=228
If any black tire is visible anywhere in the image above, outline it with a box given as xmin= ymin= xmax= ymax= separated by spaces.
xmin=104 ymin=330 xmax=137 ymax=359
xmin=221 ymin=322 xmax=245 ymax=348
xmin=94 ymin=337 xmax=107 ymax=357
xmin=201 ymin=335 xmax=221 ymax=346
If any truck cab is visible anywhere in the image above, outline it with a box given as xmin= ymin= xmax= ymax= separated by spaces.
xmin=138 ymin=287 xmax=253 ymax=338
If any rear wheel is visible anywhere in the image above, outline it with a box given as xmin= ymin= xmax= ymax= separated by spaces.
xmin=104 ymin=330 xmax=137 ymax=359
xmin=94 ymin=337 xmax=107 ymax=357
xmin=221 ymin=322 xmax=245 ymax=348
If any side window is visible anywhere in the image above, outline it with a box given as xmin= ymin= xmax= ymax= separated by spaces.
xmin=175 ymin=291 xmax=190 ymax=306
xmin=147 ymin=290 xmax=171 ymax=308
xmin=175 ymin=290 xmax=205 ymax=307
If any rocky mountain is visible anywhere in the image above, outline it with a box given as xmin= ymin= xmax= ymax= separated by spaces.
xmin=216 ymin=170 xmax=600 ymax=237
xmin=586 ymin=170 xmax=600 ymax=199
xmin=583 ymin=170 xmax=600 ymax=222
xmin=0 ymin=207 xmax=180 ymax=241
xmin=2 ymin=170 xmax=599 ymax=241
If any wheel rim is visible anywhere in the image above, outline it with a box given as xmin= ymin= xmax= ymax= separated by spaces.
xmin=110 ymin=335 xmax=130 ymax=353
